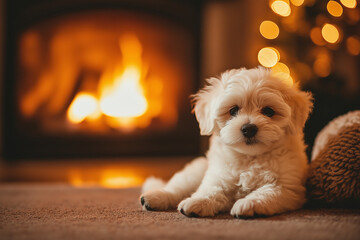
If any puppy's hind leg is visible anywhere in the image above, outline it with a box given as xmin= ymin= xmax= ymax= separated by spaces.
xmin=140 ymin=157 xmax=208 ymax=211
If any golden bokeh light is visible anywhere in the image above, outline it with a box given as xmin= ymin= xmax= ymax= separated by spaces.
xmin=260 ymin=20 xmax=280 ymax=39
xmin=272 ymin=62 xmax=290 ymax=77
xmin=271 ymin=0 xmax=291 ymax=17
xmin=271 ymin=62 xmax=293 ymax=86
xmin=346 ymin=36 xmax=360 ymax=55
xmin=270 ymin=47 xmax=281 ymax=60
xmin=340 ymin=0 xmax=357 ymax=8
xmin=327 ymin=1 xmax=343 ymax=17
xmin=290 ymin=0 xmax=305 ymax=6
xmin=258 ymin=47 xmax=280 ymax=67
xmin=67 ymin=93 xmax=99 ymax=123
xmin=310 ymin=27 xmax=327 ymax=46
xmin=286 ymin=76 xmax=294 ymax=87
xmin=321 ymin=24 xmax=340 ymax=43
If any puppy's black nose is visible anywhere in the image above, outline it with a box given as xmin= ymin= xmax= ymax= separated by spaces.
xmin=241 ymin=124 xmax=258 ymax=138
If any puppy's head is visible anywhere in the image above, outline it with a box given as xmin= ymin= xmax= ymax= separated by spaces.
xmin=192 ymin=67 xmax=313 ymax=155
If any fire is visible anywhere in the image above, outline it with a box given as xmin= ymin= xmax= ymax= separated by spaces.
xmin=67 ymin=34 xmax=152 ymax=128
xmin=99 ymin=66 xmax=148 ymax=118
xmin=67 ymin=93 xmax=99 ymax=123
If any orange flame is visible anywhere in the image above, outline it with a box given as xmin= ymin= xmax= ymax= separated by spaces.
xmin=99 ymin=66 xmax=148 ymax=118
xmin=67 ymin=93 xmax=100 ymax=123
xmin=67 ymin=34 xmax=154 ymax=129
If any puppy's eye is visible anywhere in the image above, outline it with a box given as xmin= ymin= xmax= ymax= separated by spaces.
xmin=261 ymin=106 xmax=275 ymax=117
xmin=229 ymin=106 xmax=240 ymax=117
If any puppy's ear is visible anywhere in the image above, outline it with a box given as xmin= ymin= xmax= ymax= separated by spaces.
xmin=285 ymin=89 xmax=313 ymax=134
xmin=192 ymin=77 xmax=224 ymax=136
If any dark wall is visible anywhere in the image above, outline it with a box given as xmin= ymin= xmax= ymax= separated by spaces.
xmin=304 ymin=86 xmax=360 ymax=161
xmin=0 ymin=0 xmax=4 ymax=158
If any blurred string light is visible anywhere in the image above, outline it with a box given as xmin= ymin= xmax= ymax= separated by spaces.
xmin=327 ymin=1 xmax=343 ymax=17
xmin=270 ymin=0 xmax=291 ymax=17
xmin=272 ymin=62 xmax=290 ymax=78
xmin=261 ymin=0 xmax=359 ymax=84
xmin=290 ymin=0 xmax=304 ymax=7
xmin=271 ymin=62 xmax=293 ymax=86
xmin=260 ymin=20 xmax=280 ymax=39
xmin=258 ymin=47 xmax=280 ymax=67
xmin=340 ymin=0 xmax=357 ymax=8
xmin=321 ymin=23 xmax=341 ymax=43
xmin=271 ymin=47 xmax=281 ymax=60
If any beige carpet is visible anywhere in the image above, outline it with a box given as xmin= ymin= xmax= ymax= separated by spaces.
xmin=0 ymin=184 xmax=359 ymax=240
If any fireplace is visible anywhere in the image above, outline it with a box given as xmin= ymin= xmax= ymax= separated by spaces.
xmin=2 ymin=0 xmax=202 ymax=160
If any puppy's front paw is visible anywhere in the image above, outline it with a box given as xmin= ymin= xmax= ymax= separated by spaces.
xmin=140 ymin=189 xmax=175 ymax=211
xmin=178 ymin=197 xmax=217 ymax=217
xmin=230 ymin=199 xmax=255 ymax=218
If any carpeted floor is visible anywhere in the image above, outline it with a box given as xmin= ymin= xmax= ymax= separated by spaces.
xmin=0 ymin=184 xmax=359 ymax=240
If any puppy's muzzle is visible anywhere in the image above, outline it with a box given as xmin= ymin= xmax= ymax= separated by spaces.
xmin=241 ymin=124 xmax=258 ymax=138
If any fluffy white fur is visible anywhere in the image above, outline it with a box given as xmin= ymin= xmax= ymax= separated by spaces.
xmin=140 ymin=67 xmax=313 ymax=218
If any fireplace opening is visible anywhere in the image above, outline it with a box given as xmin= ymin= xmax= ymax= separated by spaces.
xmin=18 ymin=11 xmax=186 ymax=134
xmin=3 ymin=1 xmax=202 ymax=159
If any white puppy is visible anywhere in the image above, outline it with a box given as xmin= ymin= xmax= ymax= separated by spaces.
xmin=140 ymin=67 xmax=313 ymax=218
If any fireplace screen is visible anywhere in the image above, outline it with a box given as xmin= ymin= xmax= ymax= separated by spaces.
xmin=4 ymin=6 xmax=201 ymax=159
